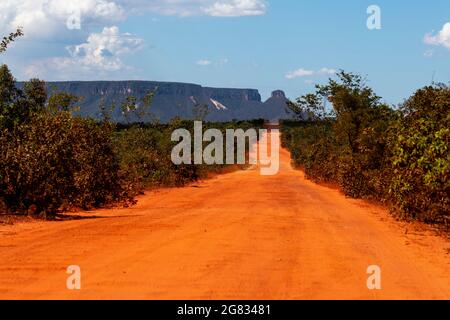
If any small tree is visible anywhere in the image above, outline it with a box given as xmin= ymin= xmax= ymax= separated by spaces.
xmin=24 ymin=79 xmax=47 ymax=113
xmin=316 ymin=71 xmax=388 ymax=153
xmin=0 ymin=64 xmax=18 ymax=104
xmin=137 ymin=91 xmax=155 ymax=122
xmin=121 ymin=91 xmax=155 ymax=124
xmin=288 ymin=71 xmax=396 ymax=198
xmin=121 ymin=96 xmax=137 ymax=124
xmin=0 ymin=64 xmax=18 ymax=128
xmin=48 ymin=91 xmax=82 ymax=114
xmin=98 ymin=97 xmax=116 ymax=123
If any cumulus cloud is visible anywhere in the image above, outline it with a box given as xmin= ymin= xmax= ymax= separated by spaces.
xmin=26 ymin=26 xmax=144 ymax=79
xmin=285 ymin=67 xmax=336 ymax=80
xmin=424 ymin=22 xmax=450 ymax=50
xmin=285 ymin=69 xmax=315 ymax=79
xmin=2 ymin=1 xmax=267 ymax=80
xmin=0 ymin=0 xmax=125 ymax=38
xmin=0 ymin=0 xmax=268 ymax=38
xmin=67 ymin=26 xmax=143 ymax=69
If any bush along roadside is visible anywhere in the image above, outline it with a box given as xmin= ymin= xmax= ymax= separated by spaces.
xmin=0 ymin=63 xmax=264 ymax=219
xmin=112 ymin=119 xmax=264 ymax=195
xmin=282 ymin=71 xmax=449 ymax=225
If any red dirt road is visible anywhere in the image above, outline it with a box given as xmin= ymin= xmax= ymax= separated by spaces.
xmin=0 ymin=138 xmax=449 ymax=299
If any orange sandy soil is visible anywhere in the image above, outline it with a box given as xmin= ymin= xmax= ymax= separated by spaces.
xmin=0 ymin=138 xmax=449 ymax=300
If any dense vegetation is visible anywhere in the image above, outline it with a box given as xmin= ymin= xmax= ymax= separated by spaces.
xmin=0 ymin=28 xmax=264 ymax=220
xmin=112 ymin=120 xmax=263 ymax=193
xmin=282 ymin=71 xmax=449 ymax=224
xmin=0 ymin=60 xmax=263 ymax=218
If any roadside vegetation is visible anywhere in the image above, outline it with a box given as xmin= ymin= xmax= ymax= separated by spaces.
xmin=0 ymin=29 xmax=263 ymax=219
xmin=282 ymin=71 xmax=449 ymax=225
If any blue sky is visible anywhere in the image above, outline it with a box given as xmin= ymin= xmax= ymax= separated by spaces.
xmin=1 ymin=0 xmax=449 ymax=104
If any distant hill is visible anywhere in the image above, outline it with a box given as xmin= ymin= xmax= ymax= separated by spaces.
xmin=18 ymin=81 xmax=296 ymax=122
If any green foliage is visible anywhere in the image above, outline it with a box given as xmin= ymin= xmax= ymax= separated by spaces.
xmin=24 ymin=79 xmax=47 ymax=112
xmin=138 ymin=91 xmax=155 ymax=121
xmin=282 ymin=73 xmax=449 ymax=224
xmin=389 ymin=86 xmax=449 ymax=222
xmin=113 ymin=119 xmax=264 ymax=194
xmin=0 ymin=64 xmax=20 ymax=128
xmin=0 ymin=65 xmax=48 ymax=129
xmin=0 ymin=64 xmax=17 ymax=103
xmin=120 ymin=91 xmax=155 ymax=123
xmin=48 ymin=91 xmax=81 ymax=114
xmin=112 ymin=125 xmax=198 ymax=192
xmin=98 ymin=97 xmax=115 ymax=123
xmin=0 ymin=112 xmax=132 ymax=218
xmin=284 ymin=72 xmax=396 ymax=197
xmin=281 ymin=121 xmax=340 ymax=182
xmin=0 ymin=63 xmax=264 ymax=218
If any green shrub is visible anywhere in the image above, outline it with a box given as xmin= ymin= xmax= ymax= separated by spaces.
xmin=389 ymin=86 xmax=449 ymax=222
xmin=112 ymin=125 xmax=201 ymax=192
xmin=283 ymin=73 xmax=449 ymax=224
xmin=0 ymin=112 xmax=131 ymax=217
xmin=112 ymin=119 xmax=265 ymax=192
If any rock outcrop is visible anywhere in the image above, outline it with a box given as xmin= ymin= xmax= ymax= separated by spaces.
xmin=18 ymin=81 xmax=295 ymax=122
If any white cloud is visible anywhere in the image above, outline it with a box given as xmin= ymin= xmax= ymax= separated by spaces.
xmin=26 ymin=26 xmax=144 ymax=79
xmin=114 ymin=0 xmax=267 ymax=17
xmin=67 ymin=26 xmax=143 ymax=69
xmin=285 ymin=67 xmax=336 ymax=80
xmin=197 ymin=59 xmax=212 ymax=66
xmin=202 ymin=0 xmax=267 ymax=17
xmin=285 ymin=68 xmax=315 ymax=79
xmin=424 ymin=22 xmax=450 ymax=50
xmin=317 ymin=67 xmax=337 ymax=75
xmin=0 ymin=0 xmax=267 ymax=39
xmin=0 ymin=0 xmax=125 ymax=38
xmin=2 ymin=1 xmax=267 ymax=80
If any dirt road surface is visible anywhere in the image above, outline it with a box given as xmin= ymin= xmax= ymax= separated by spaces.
xmin=0 ymin=133 xmax=449 ymax=300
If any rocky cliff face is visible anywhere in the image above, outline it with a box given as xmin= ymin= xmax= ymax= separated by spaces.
xmin=18 ymin=81 xmax=294 ymax=122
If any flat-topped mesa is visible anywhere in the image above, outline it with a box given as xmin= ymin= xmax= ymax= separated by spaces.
xmin=16 ymin=80 xmax=294 ymax=122
xmin=204 ymin=87 xmax=262 ymax=103
xmin=271 ymin=90 xmax=286 ymax=99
